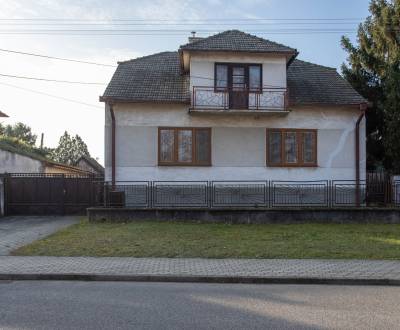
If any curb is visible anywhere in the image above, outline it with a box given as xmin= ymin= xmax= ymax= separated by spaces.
xmin=0 ymin=273 xmax=399 ymax=286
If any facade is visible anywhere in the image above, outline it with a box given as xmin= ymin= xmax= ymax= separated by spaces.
xmin=0 ymin=147 xmax=91 ymax=175
xmin=101 ymin=30 xmax=367 ymax=184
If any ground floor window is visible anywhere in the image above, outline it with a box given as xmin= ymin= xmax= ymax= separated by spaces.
xmin=266 ymin=128 xmax=317 ymax=167
xmin=158 ymin=127 xmax=211 ymax=166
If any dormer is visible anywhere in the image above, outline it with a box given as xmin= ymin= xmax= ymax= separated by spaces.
xmin=179 ymin=30 xmax=298 ymax=113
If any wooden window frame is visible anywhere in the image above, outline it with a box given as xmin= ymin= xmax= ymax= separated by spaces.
xmin=214 ymin=62 xmax=263 ymax=93
xmin=266 ymin=128 xmax=317 ymax=167
xmin=158 ymin=127 xmax=212 ymax=166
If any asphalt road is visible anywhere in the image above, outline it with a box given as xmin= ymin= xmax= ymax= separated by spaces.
xmin=0 ymin=281 xmax=399 ymax=329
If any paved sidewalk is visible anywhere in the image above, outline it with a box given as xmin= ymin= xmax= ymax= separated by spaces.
xmin=0 ymin=257 xmax=399 ymax=284
xmin=0 ymin=216 xmax=79 ymax=255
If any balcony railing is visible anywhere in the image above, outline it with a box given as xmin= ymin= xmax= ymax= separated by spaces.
xmin=191 ymin=86 xmax=289 ymax=111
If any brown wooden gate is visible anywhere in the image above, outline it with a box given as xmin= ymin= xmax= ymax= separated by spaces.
xmin=4 ymin=174 xmax=103 ymax=215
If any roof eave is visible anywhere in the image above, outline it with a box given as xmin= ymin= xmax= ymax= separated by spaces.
xmin=179 ymin=48 xmax=297 ymax=55
xmin=99 ymin=96 xmax=190 ymax=104
xmin=287 ymin=50 xmax=299 ymax=68
xmin=290 ymin=101 xmax=368 ymax=108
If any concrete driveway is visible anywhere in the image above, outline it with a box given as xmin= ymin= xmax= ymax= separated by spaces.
xmin=0 ymin=216 xmax=79 ymax=255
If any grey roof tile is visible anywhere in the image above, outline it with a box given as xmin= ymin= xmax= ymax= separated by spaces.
xmin=180 ymin=30 xmax=296 ymax=53
xmin=102 ymin=36 xmax=365 ymax=106
xmin=287 ymin=60 xmax=366 ymax=105
xmin=102 ymin=52 xmax=189 ymax=103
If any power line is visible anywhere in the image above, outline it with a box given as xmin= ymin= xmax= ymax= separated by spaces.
xmin=0 ymin=48 xmax=116 ymax=67
xmin=0 ymin=81 xmax=102 ymax=109
xmin=0 ymin=28 xmax=360 ymax=32
xmin=0 ymin=31 xmax=359 ymax=36
xmin=0 ymin=73 xmax=107 ymax=85
xmin=0 ymin=22 xmax=361 ymax=26
xmin=0 ymin=18 xmax=365 ymax=21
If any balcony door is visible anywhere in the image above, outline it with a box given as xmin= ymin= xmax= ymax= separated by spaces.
xmin=229 ymin=65 xmax=248 ymax=109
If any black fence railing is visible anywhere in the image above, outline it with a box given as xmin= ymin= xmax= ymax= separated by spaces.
xmin=394 ymin=180 xmax=400 ymax=207
xmin=94 ymin=180 xmax=400 ymax=209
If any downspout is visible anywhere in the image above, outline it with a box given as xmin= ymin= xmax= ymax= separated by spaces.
xmin=355 ymin=103 xmax=367 ymax=206
xmin=109 ymin=104 xmax=116 ymax=189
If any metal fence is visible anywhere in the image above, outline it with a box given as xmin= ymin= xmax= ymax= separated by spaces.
xmin=394 ymin=180 xmax=400 ymax=207
xmin=94 ymin=180 xmax=400 ymax=209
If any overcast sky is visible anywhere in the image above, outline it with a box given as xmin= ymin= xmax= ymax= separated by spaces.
xmin=0 ymin=0 xmax=370 ymax=164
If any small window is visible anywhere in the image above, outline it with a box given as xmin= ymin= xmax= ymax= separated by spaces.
xmin=159 ymin=129 xmax=175 ymax=163
xmin=159 ymin=128 xmax=211 ymax=166
xmin=215 ymin=64 xmax=228 ymax=91
xmin=268 ymin=131 xmax=282 ymax=165
xmin=177 ymin=129 xmax=193 ymax=163
xmin=284 ymin=131 xmax=298 ymax=164
xmin=267 ymin=129 xmax=317 ymax=167
xmin=249 ymin=65 xmax=262 ymax=91
xmin=303 ymin=131 xmax=316 ymax=164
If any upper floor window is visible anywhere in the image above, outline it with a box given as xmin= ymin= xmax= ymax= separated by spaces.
xmin=214 ymin=63 xmax=262 ymax=91
xmin=158 ymin=127 xmax=211 ymax=166
xmin=266 ymin=129 xmax=317 ymax=167
xmin=215 ymin=64 xmax=228 ymax=91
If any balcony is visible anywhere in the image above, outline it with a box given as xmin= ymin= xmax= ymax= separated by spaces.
xmin=190 ymin=86 xmax=289 ymax=115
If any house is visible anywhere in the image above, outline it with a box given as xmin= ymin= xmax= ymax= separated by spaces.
xmin=101 ymin=30 xmax=367 ymax=186
xmin=0 ymin=139 xmax=91 ymax=175
xmin=75 ymin=155 xmax=104 ymax=176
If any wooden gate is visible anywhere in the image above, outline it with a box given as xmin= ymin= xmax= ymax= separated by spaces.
xmin=3 ymin=174 xmax=103 ymax=215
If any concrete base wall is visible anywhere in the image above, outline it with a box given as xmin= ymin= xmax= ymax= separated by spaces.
xmin=87 ymin=208 xmax=400 ymax=224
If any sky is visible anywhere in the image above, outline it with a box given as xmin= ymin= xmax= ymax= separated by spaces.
xmin=0 ymin=0 xmax=371 ymax=164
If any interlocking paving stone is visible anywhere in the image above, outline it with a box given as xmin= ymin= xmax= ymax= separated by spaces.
xmin=0 ymin=216 xmax=79 ymax=255
xmin=0 ymin=257 xmax=399 ymax=281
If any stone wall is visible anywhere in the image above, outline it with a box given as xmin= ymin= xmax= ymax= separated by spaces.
xmin=88 ymin=207 xmax=400 ymax=224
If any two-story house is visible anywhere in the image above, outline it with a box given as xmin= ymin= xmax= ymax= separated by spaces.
xmin=101 ymin=30 xmax=367 ymax=187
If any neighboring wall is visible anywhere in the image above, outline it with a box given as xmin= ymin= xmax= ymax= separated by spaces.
xmin=0 ymin=149 xmax=43 ymax=173
xmin=104 ymin=103 xmax=366 ymax=182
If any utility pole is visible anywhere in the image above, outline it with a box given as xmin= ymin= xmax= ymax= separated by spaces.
xmin=40 ymin=133 xmax=44 ymax=149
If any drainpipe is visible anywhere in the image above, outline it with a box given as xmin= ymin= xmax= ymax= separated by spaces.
xmin=109 ymin=104 xmax=116 ymax=189
xmin=355 ymin=103 xmax=367 ymax=206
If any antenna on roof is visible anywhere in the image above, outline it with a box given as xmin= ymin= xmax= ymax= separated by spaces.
xmin=188 ymin=31 xmax=203 ymax=44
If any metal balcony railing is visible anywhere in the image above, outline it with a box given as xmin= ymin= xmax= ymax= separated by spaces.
xmin=191 ymin=86 xmax=289 ymax=111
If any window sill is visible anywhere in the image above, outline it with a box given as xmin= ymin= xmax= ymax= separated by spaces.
xmin=158 ymin=163 xmax=212 ymax=167
xmin=266 ymin=164 xmax=318 ymax=168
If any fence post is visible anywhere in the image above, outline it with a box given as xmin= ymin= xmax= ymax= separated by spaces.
xmin=149 ymin=181 xmax=152 ymax=209
xmin=3 ymin=173 xmax=10 ymax=216
xmin=0 ymin=175 xmax=4 ymax=217
xmin=61 ymin=174 xmax=66 ymax=215
xmin=208 ymin=181 xmax=212 ymax=208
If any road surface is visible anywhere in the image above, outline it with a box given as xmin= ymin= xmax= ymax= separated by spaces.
xmin=0 ymin=281 xmax=398 ymax=329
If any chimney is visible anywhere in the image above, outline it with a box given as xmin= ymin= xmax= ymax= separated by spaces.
xmin=188 ymin=31 xmax=203 ymax=43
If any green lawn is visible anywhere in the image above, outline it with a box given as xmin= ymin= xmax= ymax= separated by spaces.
xmin=12 ymin=220 xmax=400 ymax=259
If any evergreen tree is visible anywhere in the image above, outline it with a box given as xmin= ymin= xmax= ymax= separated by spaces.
xmin=51 ymin=131 xmax=90 ymax=165
xmin=341 ymin=0 xmax=400 ymax=171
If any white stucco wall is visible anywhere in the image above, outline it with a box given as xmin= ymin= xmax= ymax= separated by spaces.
xmin=0 ymin=149 xmax=43 ymax=173
xmin=189 ymin=52 xmax=287 ymax=90
xmin=104 ymin=103 xmax=366 ymax=182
